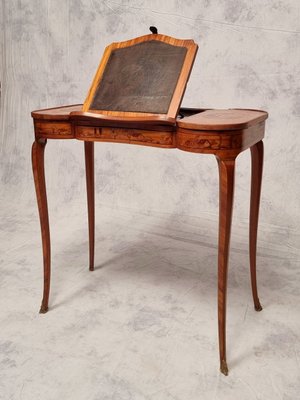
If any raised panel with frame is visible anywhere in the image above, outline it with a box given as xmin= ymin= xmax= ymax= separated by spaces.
xmin=83 ymin=34 xmax=198 ymax=122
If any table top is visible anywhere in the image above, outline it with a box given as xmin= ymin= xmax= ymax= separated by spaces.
xmin=32 ymin=105 xmax=268 ymax=131
xmin=177 ymin=109 xmax=268 ymax=130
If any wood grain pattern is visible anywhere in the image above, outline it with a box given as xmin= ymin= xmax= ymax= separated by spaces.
xmin=178 ymin=109 xmax=268 ymax=130
xmin=83 ymin=34 xmax=198 ymax=120
xmin=32 ymin=104 xmax=205 ymax=121
xmin=34 ymin=121 xmax=74 ymax=139
xmin=70 ymin=110 xmax=176 ymax=127
xmin=249 ymin=140 xmax=264 ymax=312
xmin=216 ymin=156 xmax=236 ymax=376
xmin=31 ymin=139 xmax=51 ymax=314
xmin=31 ymin=104 xmax=82 ymax=120
xmin=177 ymin=123 xmax=265 ymax=155
xmin=84 ymin=142 xmax=95 ymax=272
xmin=75 ymin=126 xmax=175 ymax=147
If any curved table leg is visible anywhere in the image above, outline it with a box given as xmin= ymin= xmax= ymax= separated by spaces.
xmin=249 ymin=140 xmax=264 ymax=311
xmin=216 ymin=156 xmax=236 ymax=376
xmin=84 ymin=142 xmax=95 ymax=271
xmin=32 ymin=139 xmax=51 ymax=314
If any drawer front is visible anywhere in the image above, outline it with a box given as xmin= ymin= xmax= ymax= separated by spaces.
xmin=75 ymin=126 xmax=175 ymax=148
xmin=177 ymin=123 xmax=265 ymax=155
xmin=177 ymin=129 xmax=228 ymax=153
xmin=34 ymin=121 xmax=74 ymax=139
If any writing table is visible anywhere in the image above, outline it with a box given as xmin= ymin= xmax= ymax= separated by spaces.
xmin=31 ymin=33 xmax=268 ymax=375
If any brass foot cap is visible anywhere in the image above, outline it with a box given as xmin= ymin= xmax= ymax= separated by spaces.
xmin=39 ymin=305 xmax=48 ymax=314
xmin=255 ymin=301 xmax=263 ymax=312
xmin=220 ymin=360 xmax=229 ymax=376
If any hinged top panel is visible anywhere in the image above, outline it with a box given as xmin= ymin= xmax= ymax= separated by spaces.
xmin=83 ymin=34 xmax=198 ymax=122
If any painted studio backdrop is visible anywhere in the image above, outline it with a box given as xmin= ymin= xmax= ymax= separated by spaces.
xmin=1 ymin=1 xmax=300 ymax=399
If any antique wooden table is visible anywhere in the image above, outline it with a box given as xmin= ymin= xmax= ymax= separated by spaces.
xmin=31 ymin=32 xmax=268 ymax=376
xmin=31 ymin=105 xmax=267 ymax=375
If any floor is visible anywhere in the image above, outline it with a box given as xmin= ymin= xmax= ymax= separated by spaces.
xmin=1 ymin=203 xmax=299 ymax=400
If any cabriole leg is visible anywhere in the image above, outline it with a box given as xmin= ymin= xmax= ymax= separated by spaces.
xmin=84 ymin=141 xmax=95 ymax=271
xmin=216 ymin=156 xmax=236 ymax=376
xmin=32 ymin=139 xmax=51 ymax=314
xmin=249 ymin=140 xmax=264 ymax=312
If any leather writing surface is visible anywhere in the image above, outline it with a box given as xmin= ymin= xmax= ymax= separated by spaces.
xmin=89 ymin=41 xmax=187 ymax=114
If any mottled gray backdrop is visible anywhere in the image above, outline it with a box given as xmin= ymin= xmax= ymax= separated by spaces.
xmin=1 ymin=0 xmax=300 ymax=254
xmin=0 ymin=2 xmax=300 ymax=399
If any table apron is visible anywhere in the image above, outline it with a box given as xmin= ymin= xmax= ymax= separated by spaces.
xmin=34 ymin=120 xmax=265 ymax=156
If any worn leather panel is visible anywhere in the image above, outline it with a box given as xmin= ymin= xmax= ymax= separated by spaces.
xmin=90 ymin=41 xmax=187 ymax=114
